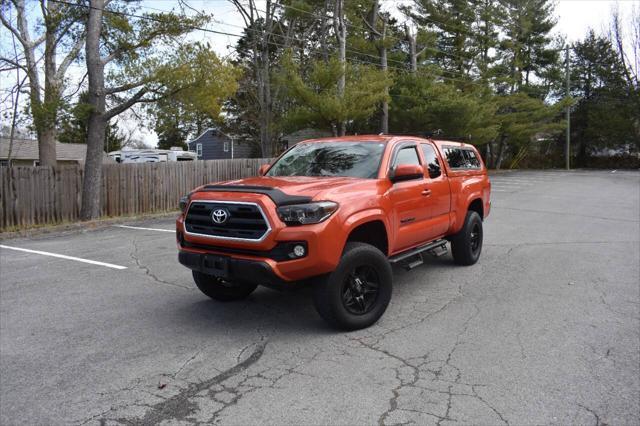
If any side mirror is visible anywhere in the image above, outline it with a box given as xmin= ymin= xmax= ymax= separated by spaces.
xmin=258 ymin=164 xmax=270 ymax=176
xmin=390 ymin=164 xmax=424 ymax=183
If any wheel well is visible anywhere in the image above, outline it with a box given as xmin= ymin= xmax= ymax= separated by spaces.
xmin=468 ymin=198 xmax=484 ymax=219
xmin=346 ymin=221 xmax=389 ymax=255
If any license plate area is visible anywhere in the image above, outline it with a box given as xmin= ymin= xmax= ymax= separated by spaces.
xmin=201 ymin=254 xmax=229 ymax=278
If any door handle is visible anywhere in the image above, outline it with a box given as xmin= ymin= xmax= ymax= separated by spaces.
xmin=421 ymin=189 xmax=432 ymax=196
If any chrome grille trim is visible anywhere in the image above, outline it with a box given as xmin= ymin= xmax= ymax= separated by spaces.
xmin=183 ymin=200 xmax=272 ymax=243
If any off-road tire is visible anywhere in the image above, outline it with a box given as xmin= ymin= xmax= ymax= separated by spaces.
xmin=313 ymin=242 xmax=393 ymax=330
xmin=192 ymin=271 xmax=258 ymax=301
xmin=451 ymin=210 xmax=483 ymax=266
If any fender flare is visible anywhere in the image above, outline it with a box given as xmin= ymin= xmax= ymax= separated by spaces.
xmin=339 ymin=208 xmax=392 ymax=255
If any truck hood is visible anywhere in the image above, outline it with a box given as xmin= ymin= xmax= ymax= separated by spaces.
xmin=214 ymin=176 xmax=377 ymax=202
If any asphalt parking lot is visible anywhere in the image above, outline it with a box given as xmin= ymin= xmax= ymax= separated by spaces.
xmin=1 ymin=170 xmax=639 ymax=425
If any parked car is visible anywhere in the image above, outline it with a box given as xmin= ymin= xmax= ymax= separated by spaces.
xmin=175 ymin=135 xmax=491 ymax=329
xmin=108 ymin=148 xmax=196 ymax=163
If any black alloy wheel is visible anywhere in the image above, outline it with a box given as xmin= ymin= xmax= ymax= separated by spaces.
xmin=341 ymin=265 xmax=380 ymax=315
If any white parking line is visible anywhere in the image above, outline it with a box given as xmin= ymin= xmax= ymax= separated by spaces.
xmin=114 ymin=225 xmax=175 ymax=233
xmin=0 ymin=245 xmax=127 ymax=270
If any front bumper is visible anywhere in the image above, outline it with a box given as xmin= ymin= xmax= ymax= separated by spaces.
xmin=178 ymin=250 xmax=292 ymax=291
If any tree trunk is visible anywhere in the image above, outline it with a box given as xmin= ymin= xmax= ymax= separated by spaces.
xmin=485 ymin=142 xmax=493 ymax=169
xmin=38 ymin=127 xmax=57 ymax=166
xmin=81 ymin=0 xmax=107 ymax=220
xmin=406 ymin=24 xmax=417 ymax=73
xmin=495 ymin=137 xmax=506 ymax=170
xmin=38 ymin=0 xmax=61 ymax=167
xmin=320 ymin=0 xmax=330 ymax=62
xmin=260 ymin=44 xmax=272 ymax=157
xmin=379 ymin=18 xmax=388 ymax=134
xmin=335 ymin=0 xmax=346 ymax=136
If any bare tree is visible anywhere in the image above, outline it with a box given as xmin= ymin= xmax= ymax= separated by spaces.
xmin=0 ymin=0 xmax=86 ymax=167
xmin=81 ymin=0 xmax=214 ymax=219
xmin=610 ymin=6 xmax=640 ymax=111
xmin=363 ymin=2 xmax=390 ymax=134
xmin=229 ymin=0 xmax=279 ymax=157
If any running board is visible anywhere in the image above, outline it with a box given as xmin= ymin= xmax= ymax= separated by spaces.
xmin=388 ymin=239 xmax=448 ymax=264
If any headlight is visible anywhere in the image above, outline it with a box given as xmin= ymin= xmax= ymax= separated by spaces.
xmin=179 ymin=194 xmax=191 ymax=214
xmin=277 ymin=201 xmax=339 ymax=225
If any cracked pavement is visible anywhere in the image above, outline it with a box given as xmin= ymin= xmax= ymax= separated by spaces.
xmin=1 ymin=170 xmax=639 ymax=425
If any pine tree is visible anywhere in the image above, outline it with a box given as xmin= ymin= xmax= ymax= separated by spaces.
xmin=570 ymin=31 xmax=637 ymax=163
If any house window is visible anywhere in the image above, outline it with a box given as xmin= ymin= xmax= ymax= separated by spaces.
xmin=223 ymin=141 xmax=229 ymax=152
xmin=0 ymin=159 xmax=8 ymax=167
xmin=196 ymin=143 xmax=202 ymax=158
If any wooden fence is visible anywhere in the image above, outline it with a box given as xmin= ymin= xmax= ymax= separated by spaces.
xmin=0 ymin=158 xmax=272 ymax=231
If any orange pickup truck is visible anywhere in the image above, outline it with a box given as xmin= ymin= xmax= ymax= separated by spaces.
xmin=176 ymin=135 xmax=491 ymax=329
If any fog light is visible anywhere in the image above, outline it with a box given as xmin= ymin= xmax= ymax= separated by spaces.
xmin=293 ymin=244 xmax=306 ymax=257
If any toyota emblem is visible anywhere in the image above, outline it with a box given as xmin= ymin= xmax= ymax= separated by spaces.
xmin=211 ymin=208 xmax=230 ymax=225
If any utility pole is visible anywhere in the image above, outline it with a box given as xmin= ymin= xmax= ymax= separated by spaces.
xmin=565 ymin=44 xmax=571 ymax=170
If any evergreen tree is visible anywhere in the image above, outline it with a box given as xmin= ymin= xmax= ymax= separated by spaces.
xmin=389 ymin=72 xmax=497 ymax=143
xmin=278 ymin=54 xmax=391 ymax=135
xmin=570 ymin=31 xmax=638 ymax=163
xmin=496 ymin=0 xmax=559 ymax=96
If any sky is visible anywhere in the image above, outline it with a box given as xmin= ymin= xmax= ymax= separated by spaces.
xmin=1 ymin=0 xmax=638 ymax=147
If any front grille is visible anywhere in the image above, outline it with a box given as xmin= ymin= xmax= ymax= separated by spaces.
xmin=185 ymin=201 xmax=270 ymax=241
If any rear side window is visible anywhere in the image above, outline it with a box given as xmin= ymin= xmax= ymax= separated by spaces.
xmin=464 ymin=150 xmax=481 ymax=168
xmin=444 ymin=147 xmax=481 ymax=169
xmin=393 ymin=146 xmax=421 ymax=167
xmin=444 ymin=148 xmax=466 ymax=168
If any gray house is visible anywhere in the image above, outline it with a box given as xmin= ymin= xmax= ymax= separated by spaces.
xmin=187 ymin=128 xmax=254 ymax=160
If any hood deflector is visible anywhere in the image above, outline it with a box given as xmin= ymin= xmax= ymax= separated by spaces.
xmin=197 ymin=185 xmax=312 ymax=206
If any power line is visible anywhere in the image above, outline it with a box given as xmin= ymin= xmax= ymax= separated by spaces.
xmin=49 ymin=0 xmax=492 ymax=86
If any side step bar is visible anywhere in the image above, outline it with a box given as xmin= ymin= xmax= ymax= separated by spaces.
xmin=388 ymin=239 xmax=448 ymax=264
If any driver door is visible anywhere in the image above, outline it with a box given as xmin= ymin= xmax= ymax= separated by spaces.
xmin=387 ymin=144 xmax=431 ymax=252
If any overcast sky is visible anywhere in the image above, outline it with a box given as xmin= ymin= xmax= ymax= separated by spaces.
xmin=141 ymin=0 xmax=639 ymax=55
xmin=1 ymin=0 xmax=638 ymax=146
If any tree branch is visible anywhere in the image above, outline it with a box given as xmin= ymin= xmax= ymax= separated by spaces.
xmin=0 ymin=8 xmax=27 ymax=47
xmin=361 ymin=13 xmax=381 ymax=37
xmin=105 ymin=79 xmax=147 ymax=94
xmin=104 ymin=88 xmax=148 ymax=120
xmin=101 ymin=29 xmax=163 ymax=65
xmin=55 ymin=32 xmax=86 ymax=81
xmin=0 ymin=56 xmax=28 ymax=72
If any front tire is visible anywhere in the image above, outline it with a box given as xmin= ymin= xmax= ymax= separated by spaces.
xmin=313 ymin=242 xmax=393 ymax=330
xmin=192 ymin=271 xmax=257 ymax=301
xmin=451 ymin=211 xmax=483 ymax=266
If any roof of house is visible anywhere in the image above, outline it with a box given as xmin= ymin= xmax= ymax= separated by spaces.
xmin=0 ymin=137 xmax=95 ymax=162
xmin=187 ymin=128 xmax=233 ymax=146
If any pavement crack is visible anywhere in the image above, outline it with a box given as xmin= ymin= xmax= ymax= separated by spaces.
xmin=130 ymin=237 xmax=190 ymax=289
xmin=119 ymin=340 xmax=267 ymax=425
xmin=577 ymin=403 xmax=605 ymax=426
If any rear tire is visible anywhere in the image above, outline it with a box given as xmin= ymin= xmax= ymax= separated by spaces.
xmin=192 ymin=271 xmax=257 ymax=301
xmin=313 ymin=242 xmax=392 ymax=330
xmin=451 ymin=211 xmax=483 ymax=266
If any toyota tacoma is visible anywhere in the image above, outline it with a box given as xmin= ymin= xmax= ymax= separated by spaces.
xmin=176 ymin=135 xmax=491 ymax=330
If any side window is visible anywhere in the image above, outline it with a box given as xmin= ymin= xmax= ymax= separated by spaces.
xmin=393 ymin=146 xmax=421 ymax=167
xmin=464 ymin=149 xmax=481 ymax=168
xmin=223 ymin=141 xmax=229 ymax=152
xmin=444 ymin=148 xmax=466 ymax=169
xmin=196 ymin=143 xmax=203 ymax=158
xmin=420 ymin=144 xmax=441 ymax=178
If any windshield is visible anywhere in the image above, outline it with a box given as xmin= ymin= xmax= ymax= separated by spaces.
xmin=266 ymin=141 xmax=385 ymax=179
